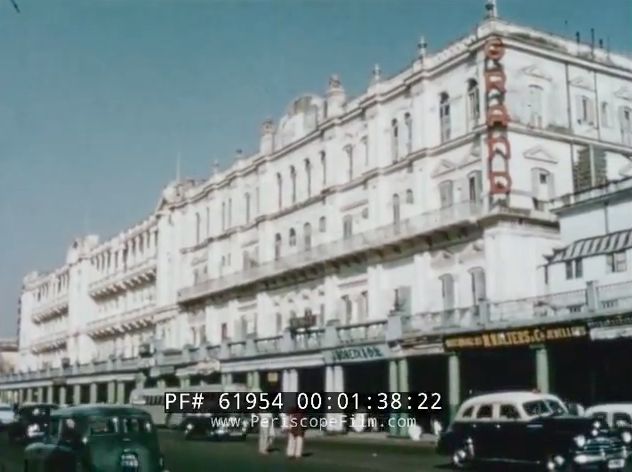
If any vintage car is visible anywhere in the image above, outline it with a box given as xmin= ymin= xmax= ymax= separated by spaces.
xmin=7 ymin=403 xmax=59 ymax=444
xmin=181 ymin=412 xmax=250 ymax=440
xmin=0 ymin=402 xmax=16 ymax=429
xmin=586 ymin=404 xmax=632 ymax=431
xmin=23 ymin=404 xmax=168 ymax=472
xmin=437 ymin=391 xmax=630 ymax=470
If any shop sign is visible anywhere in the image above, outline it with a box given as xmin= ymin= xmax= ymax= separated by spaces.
xmin=327 ymin=344 xmax=388 ymax=364
xmin=444 ymin=324 xmax=588 ymax=351
xmin=590 ymin=326 xmax=632 ymax=341
xmin=589 ymin=313 xmax=632 ymax=329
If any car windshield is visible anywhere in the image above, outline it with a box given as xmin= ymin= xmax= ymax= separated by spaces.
xmin=523 ymin=400 xmax=566 ymax=417
xmin=0 ymin=406 xmax=12 ymax=411
xmin=21 ymin=407 xmax=51 ymax=418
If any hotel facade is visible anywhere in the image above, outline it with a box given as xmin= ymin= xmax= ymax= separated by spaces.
xmin=2 ymin=6 xmax=632 ymax=431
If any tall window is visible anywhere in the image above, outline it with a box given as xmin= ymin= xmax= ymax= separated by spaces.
xmin=392 ymin=193 xmax=401 ymax=225
xmin=319 ymin=216 xmax=327 ymax=233
xmin=227 ymin=198 xmax=232 ymax=227
xmin=290 ymin=166 xmax=297 ymax=204
xmin=245 ymin=193 xmax=251 ymax=224
xmin=404 ymin=112 xmax=412 ymax=155
xmin=621 ymin=106 xmax=632 ymax=145
xmin=320 ymin=151 xmax=327 ymax=187
xmin=303 ymin=222 xmax=312 ymax=250
xmin=221 ymin=202 xmax=226 ymax=230
xmin=341 ymin=295 xmax=352 ymax=325
xmin=255 ymin=186 xmax=260 ymax=216
xmin=468 ymin=171 xmax=483 ymax=202
xmin=577 ymin=95 xmax=595 ymax=125
xmin=206 ymin=207 xmax=210 ymax=238
xmin=439 ymin=180 xmax=454 ymax=208
xmin=276 ymin=172 xmax=283 ymax=209
xmin=565 ymin=259 xmax=583 ymax=279
xmin=606 ymin=251 xmax=627 ymax=273
xmin=362 ymin=136 xmax=369 ymax=167
xmin=391 ymin=119 xmax=399 ymax=162
xmin=439 ymin=92 xmax=451 ymax=142
xmin=467 ymin=79 xmax=480 ymax=128
xmin=289 ymin=228 xmax=296 ymax=247
xmin=527 ymin=85 xmax=544 ymax=127
xmin=275 ymin=313 xmax=283 ymax=333
xmin=274 ymin=233 xmax=282 ymax=260
xmin=601 ymin=102 xmax=610 ymax=127
xmin=440 ymin=274 xmax=455 ymax=310
xmin=470 ymin=267 xmax=486 ymax=303
xmin=305 ymin=159 xmax=312 ymax=197
xmin=343 ymin=215 xmax=353 ymax=239
xmin=531 ymin=168 xmax=555 ymax=208
xmin=345 ymin=145 xmax=354 ymax=181
xmin=195 ymin=212 xmax=201 ymax=244
xmin=406 ymin=189 xmax=414 ymax=204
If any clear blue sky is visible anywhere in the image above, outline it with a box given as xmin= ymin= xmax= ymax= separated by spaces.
xmin=0 ymin=0 xmax=630 ymax=337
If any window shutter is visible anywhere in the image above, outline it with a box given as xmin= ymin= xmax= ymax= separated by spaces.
xmin=587 ymin=98 xmax=595 ymax=124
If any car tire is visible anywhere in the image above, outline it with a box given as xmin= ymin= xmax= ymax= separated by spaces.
xmin=451 ymin=447 xmax=472 ymax=469
xmin=543 ymin=454 xmax=573 ymax=471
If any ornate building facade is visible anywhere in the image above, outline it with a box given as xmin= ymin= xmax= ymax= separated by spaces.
xmin=2 ymin=5 xmax=632 ymax=428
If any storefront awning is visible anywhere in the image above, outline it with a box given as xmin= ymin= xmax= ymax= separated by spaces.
xmin=590 ymin=326 xmax=632 ymax=340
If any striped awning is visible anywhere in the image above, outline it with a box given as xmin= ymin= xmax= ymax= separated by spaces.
xmin=550 ymin=228 xmax=632 ymax=263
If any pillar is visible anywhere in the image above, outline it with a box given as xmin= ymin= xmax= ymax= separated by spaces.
xmin=246 ymin=372 xmax=253 ymax=389
xmin=388 ymin=360 xmax=399 ymax=436
xmin=448 ymin=354 xmax=460 ymax=422
xmin=107 ymin=381 xmax=116 ymax=404
xmin=398 ymin=358 xmax=409 ymax=437
xmin=332 ymin=366 xmax=345 ymax=432
xmin=89 ymin=383 xmax=97 ymax=403
xmin=135 ymin=374 xmax=146 ymax=391
xmin=290 ymin=369 xmax=298 ymax=392
xmin=535 ymin=345 xmax=550 ymax=394
xmin=27 ymin=388 xmax=34 ymax=403
xmin=46 ymin=385 xmax=53 ymax=404
xmin=117 ymin=382 xmax=126 ymax=404
xmin=73 ymin=384 xmax=81 ymax=405
xmin=251 ymin=371 xmax=261 ymax=390
xmin=37 ymin=387 xmax=44 ymax=403
xmin=221 ymin=373 xmax=232 ymax=388
xmin=157 ymin=378 xmax=166 ymax=390
xmin=59 ymin=386 xmax=67 ymax=406
xmin=179 ymin=375 xmax=190 ymax=389
xmin=281 ymin=370 xmax=290 ymax=392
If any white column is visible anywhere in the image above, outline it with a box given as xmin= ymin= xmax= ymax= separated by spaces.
xmin=282 ymin=370 xmax=290 ymax=392
xmin=332 ymin=366 xmax=345 ymax=432
xmin=290 ymin=369 xmax=299 ymax=392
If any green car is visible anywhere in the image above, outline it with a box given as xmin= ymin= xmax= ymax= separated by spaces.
xmin=23 ymin=404 xmax=169 ymax=472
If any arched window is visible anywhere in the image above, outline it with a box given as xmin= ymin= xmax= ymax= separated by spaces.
xmin=392 ymin=193 xmax=401 ymax=224
xmin=289 ymin=228 xmax=296 ymax=247
xmin=601 ymin=102 xmax=610 ymax=127
xmin=468 ymin=171 xmax=482 ymax=202
xmin=319 ymin=216 xmax=327 ymax=233
xmin=305 ymin=159 xmax=312 ymax=197
xmin=195 ymin=212 xmax=201 ymax=244
xmin=469 ymin=267 xmax=486 ymax=303
xmin=621 ymin=106 xmax=632 ymax=145
xmin=290 ymin=166 xmax=297 ymax=203
xmin=274 ymin=233 xmax=282 ymax=260
xmin=276 ymin=172 xmax=283 ymax=210
xmin=439 ymin=93 xmax=451 ymax=142
xmin=440 ymin=274 xmax=455 ymax=310
xmin=391 ymin=118 xmax=399 ymax=162
xmin=303 ymin=222 xmax=312 ymax=250
xmin=245 ymin=193 xmax=251 ymax=223
xmin=345 ymin=145 xmax=354 ymax=181
xmin=404 ymin=113 xmax=412 ymax=155
xmin=467 ymin=79 xmax=480 ymax=128
xmin=320 ymin=151 xmax=327 ymax=187
xmin=405 ymin=189 xmax=414 ymax=204
xmin=361 ymin=136 xmax=369 ymax=167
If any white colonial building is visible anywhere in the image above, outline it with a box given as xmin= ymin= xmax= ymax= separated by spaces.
xmin=2 ymin=3 xmax=632 ymax=429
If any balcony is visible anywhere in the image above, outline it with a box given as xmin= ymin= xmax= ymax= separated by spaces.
xmin=30 ymin=331 xmax=68 ymax=354
xmin=32 ymin=295 xmax=69 ymax=324
xmin=86 ymin=303 xmax=156 ymax=338
xmin=89 ymin=256 xmax=157 ymax=298
xmin=179 ymin=202 xmax=486 ymax=303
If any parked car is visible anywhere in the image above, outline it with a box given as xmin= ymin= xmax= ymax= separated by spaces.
xmin=7 ymin=403 xmax=58 ymax=444
xmin=0 ymin=402 xmax=16 ymax=429
xmin=23 ymin=404 xmax=169 ymax=472
xmin=181 ymin=412 xmax=250 ymax=440
xmin=437 ymin=391 xmax=630 ymax=470
xmin=586 ymin=404 xmax=632 ymax=437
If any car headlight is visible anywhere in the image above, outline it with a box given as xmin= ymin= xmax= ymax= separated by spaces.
xmin=622 ymin=431 xmax=632 ymax=444
xmin=27 ymin=424 xmax=40 ymax=437
xmin=574 ymin=435 xmax=587 ymax=448
xmin=185 ymin=423 xmax=193 ymax=431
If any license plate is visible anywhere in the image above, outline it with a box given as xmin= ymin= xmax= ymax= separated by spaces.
xmin=608 ymin=459 xmax=625 ymax=469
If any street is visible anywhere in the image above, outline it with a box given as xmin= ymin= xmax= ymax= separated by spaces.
xmin=0 ymin=429 xmax=448 ymax=472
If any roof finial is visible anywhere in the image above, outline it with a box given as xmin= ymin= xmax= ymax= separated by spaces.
xmin=485 ymin=0 xmax=498 ymax=19
xmin=417 ymin=35 xmax=428 ymax=60
xmin=372 ymin=64 xmax=381 ymax=84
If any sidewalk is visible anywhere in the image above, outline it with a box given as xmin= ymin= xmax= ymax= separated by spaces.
xmin=304 ymin=431 xmax=438 ymax=449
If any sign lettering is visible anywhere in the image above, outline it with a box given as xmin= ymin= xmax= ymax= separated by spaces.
xmin=329 ymin=345 xmax=387 ymax=364
xmin=444 ymin=324 xmax=588 ymax=351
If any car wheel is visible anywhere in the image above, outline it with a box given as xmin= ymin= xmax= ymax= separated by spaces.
xmin=451 ymin=448 xmax=471 ymax=469
xmin=543 ymin=454 xmax=573 ymax=471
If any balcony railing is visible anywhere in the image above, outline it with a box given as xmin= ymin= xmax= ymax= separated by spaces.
xmin=87 ymin=303 xmax=156 ymax=338
xmin=32 ymin=295 xmax=69 ymax=324
xmin=89 ymin=256 xmax=157 ymax=298
xmin=179 ymin=202 xmax=485 ymax=303
xmin=4 ymin=279 xmax=632 ymax=385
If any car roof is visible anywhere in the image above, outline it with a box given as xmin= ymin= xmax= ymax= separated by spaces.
xmin=52 ymin=404 xmax=151 ymax=418
xmin=586 ymin=404 xmax=632 ymax=412
xmin=20 ymin=403 xmax=58 ymax=409
xmin=461 ymin=391 xmax=562 ymax=408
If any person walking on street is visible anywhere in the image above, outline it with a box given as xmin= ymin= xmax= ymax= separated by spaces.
xmin=258 ymin=411 xmax=275 ymax=455
xmin=286 ymin=406 xmax=305 ymax=459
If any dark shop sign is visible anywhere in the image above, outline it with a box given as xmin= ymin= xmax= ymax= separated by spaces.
xmin=326 ymin=344 xmax=388 ymax=364
xmin=443 ymin=323 xmax=588 ymax=351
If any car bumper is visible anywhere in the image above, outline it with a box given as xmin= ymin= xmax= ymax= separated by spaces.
xmin=573 ymin=454 xmax=627 ymax=470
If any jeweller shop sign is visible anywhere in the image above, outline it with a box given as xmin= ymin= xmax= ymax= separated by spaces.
xmin=444 ymin=323 xmax=588 ymax=351
xmin=325 ymin=344 xmax=388 ymax=364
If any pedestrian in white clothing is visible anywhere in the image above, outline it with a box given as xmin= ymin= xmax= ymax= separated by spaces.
xmin=258 ymin=411 xmax=275 ymax=455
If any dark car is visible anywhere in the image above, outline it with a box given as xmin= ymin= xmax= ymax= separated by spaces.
xmin=23 ymin=404 xmax=168 ymax=472
xmin=181 ymin=412 xmax=250 ymax=441
xmin=7 ymin=403 xmax=59 ymax=444
xmin=437 ymin=391 xmax=630 ymax=470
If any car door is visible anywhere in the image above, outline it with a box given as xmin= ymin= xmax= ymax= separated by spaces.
xmin=495 ymin=403 xmax=524 ymax=461
xmin=471 ymin=403 xmax=495 ymax=459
